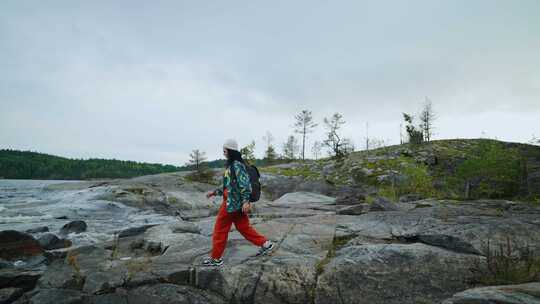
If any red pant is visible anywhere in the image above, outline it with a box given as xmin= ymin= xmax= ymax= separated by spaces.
xmin=211 ymin=189 xmax=267 ymax=259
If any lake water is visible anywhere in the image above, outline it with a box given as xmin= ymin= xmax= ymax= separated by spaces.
xmin=0 ymin=179 xmax=177 ymax=246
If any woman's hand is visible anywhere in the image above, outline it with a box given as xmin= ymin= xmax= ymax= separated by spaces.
xmin=206 ymin=191 xmax=216 ymax=199
xmin=242 ymin=202 xmax=252 ymax=213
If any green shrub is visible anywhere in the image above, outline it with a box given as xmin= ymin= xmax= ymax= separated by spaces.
xmin=378 ymin=163 xmax=438 ymax=201
xmin=450 ymin=141 xmax=522 ymax=199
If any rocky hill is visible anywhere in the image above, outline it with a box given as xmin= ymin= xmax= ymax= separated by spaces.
xmin=2 ymin=139 xmax=540 ymax=304
xmin=262 ymin=138 xmax=540 ymax=203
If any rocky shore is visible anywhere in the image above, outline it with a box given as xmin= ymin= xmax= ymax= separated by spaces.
xmin=0 ymin=169 xmax=538 ymax=304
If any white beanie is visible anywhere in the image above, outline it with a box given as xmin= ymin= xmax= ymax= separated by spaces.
xmin=223 ymin=139 xmax=239 ymax=151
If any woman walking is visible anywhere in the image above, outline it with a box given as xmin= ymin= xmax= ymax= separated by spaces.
xmin=203 ymin=139 xmax=275 ymax=266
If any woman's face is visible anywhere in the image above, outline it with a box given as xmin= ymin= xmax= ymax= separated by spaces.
xmin=223 ymin=148 xmax=228 ymax=159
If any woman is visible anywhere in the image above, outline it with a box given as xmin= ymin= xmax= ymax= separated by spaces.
xmin=203 ymin=139 xmax=275 ymax=266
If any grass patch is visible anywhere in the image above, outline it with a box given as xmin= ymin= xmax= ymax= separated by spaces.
xmin=184 ymin=170 xmax=217 ymax=184
xmin=259 ymin=165 xmax=321 ymax=180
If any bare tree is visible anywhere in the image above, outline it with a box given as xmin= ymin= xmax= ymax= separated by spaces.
xmin=323 ymin=113 xmax=353 ymax=158
xmin=186 ymin=149 xmax=207 ymax=172
xmin=294 ymin=110 xmax=318 ymax=161
xmin=419 ymin=97 xmax=436 ymax=141
xmin=283 ymin=135 xmax=299 ymax=161
xmin=262 ymin=131 xmax=274 ymax=151
xmin=312 ymin=141 xmax=323 ymax=160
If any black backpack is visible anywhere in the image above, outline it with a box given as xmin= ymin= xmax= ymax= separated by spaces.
xmin=229 ymin=161 xmax=261 ymax=202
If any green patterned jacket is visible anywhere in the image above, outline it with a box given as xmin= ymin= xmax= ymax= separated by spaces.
xmin=215 ymin=160 xmax=252 ymax=213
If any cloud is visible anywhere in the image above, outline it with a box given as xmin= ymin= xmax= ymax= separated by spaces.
xmin=1 ymin=0 xmax=539 ymax=164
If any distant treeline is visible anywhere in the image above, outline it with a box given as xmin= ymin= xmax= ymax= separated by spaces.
xmin=0 ymin=149 xmax=183 ymax=180
xmin=183 ymin=158 xmax=267 ymax=171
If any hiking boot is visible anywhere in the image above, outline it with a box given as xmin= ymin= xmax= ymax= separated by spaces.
xmin=255 ymin=240 xmax=275 ymax=257
xmin=202 ymin=257 xmax=223 ymax=267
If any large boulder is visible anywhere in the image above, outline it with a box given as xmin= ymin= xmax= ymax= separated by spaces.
xmin=0 ymin=231 xmax=43 ymax=261
xmin=315 ymin=243 xmax=479 ymax=304
xmin=60 ymin=221 xmax=87 ymax=235
xmin=0 ymin=269 xmax=42 ymax=290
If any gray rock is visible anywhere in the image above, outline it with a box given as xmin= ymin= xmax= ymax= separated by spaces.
xmin=88 ymin=293 xmax=128 ymax=304
xmin=170 ymin=221 xmax=201 ymax=234
xmin=321 ymin=163 xmax=335 ymax=177
xmin=64 ymin=246 xmax=110 ymax=275
xmin=37 ymin=260 xmax=83 ymax=290
xmin=399 ymin=193 xmax=424 ymax=202
xmin=272 ymin=192 xmax=336 ymax=205
xmin=334 ymin=188 xmax=366 ymax=205
xmin=369 ymin=197 xmax=399 ymax=211
xmin=337 ymin=204 xmax=368 ymax=215
xmin=315 ymin=243 xmax=479 ymax=304
xmin=145 ymin=242 xmax=162 ymax=255
xmin=336 ymin=201 xmax=540 ymax=256
xmin=83 ymin=270 xmax=125 ymax=294
xmin=38 ymin=234 xmax=71 ymax=250
xmin=26 ymin=288 xmax=85 ymax=304
xmin=60 ymin=221 xmax=87 ymax=235
xmin=0 ymin=269 xmax=42 ymax=290
xmin=0 ymin=230 xmax=43 ymax=261
xmin=117 ymin=225 xmax=157 ymax=238
xmin=442 ymin=282 xmax=540 ymax=304
xmin=0 ymin=287 xmax=24 ymax=304
xmin=0 ymin=260 xmax=10 ymax=269
xmin=130 ymin=283 xmax=225 ymax=304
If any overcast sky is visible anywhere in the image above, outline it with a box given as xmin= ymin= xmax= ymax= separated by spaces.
xmin=1 ymin=1 xmax=539 ymax=165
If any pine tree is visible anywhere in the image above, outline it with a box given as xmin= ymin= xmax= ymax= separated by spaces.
xmin=240 ymin=141 xmax=256 ymax=164
xmin=294 ymin=110 xmax=318 ymax=161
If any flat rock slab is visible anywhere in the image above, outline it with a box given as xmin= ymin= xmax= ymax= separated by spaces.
xmin=442 ymin=282 xmax=540 ymax=304
xmin=271 ymin=192 xmax=336 ymax=205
